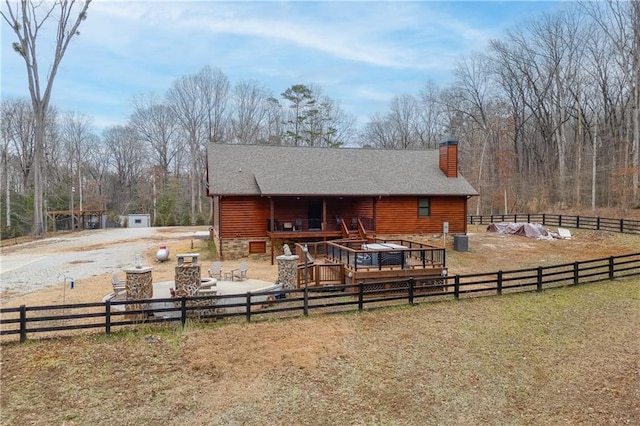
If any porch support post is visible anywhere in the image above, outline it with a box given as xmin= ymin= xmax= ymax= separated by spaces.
xmin=373 ymin=196 xmax=378 ymax=232
xmin=270 ymin=197 xmax=274 ymax=231
xmin=270 ymin=197 xmax=275 ymax=265
xmin=322 ymin=198 xmax=327 ymax=230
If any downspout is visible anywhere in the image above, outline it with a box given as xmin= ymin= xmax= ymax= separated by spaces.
xmin=218 ymin=196 xmax=223 ymax=260
xmin=270 ymin=197 xmax=275 ymax=265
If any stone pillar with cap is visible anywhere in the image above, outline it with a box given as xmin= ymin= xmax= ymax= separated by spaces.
xmin=174 ymin=253 xmax=201 ymax=297
xmin=124 ymin=266 xmax=153 ymax=319
xmin=277 ymin=253 xmax=299 ymax=290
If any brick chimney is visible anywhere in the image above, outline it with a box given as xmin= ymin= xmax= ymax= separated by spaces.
xmin=439 ymin=138 xmax=458 ymax=178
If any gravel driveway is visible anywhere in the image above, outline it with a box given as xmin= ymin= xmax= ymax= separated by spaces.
xmin=0 ymin=227 xmax=197 ymax=295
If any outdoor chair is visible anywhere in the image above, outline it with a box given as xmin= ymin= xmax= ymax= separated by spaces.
xmin=295 ymin=218 xmax=303 ymax=231
xmin=208 ymin=261 xmax=222 ymax=279
xmin=229 ymin=261 xmax=248 ymax=281
xmin=111 ymin=274 xmax=127 ymax=295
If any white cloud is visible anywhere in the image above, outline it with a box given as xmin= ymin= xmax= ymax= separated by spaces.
xmin=2 ymin=0 xmax=563 ymax=134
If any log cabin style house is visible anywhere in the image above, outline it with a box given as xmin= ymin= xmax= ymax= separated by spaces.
xmin=206 ymin=139 xmax=478 ymax=262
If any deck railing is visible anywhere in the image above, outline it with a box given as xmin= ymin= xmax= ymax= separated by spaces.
xmin=267 ymin=216 xmax=375 ymax=233
xmin=325 ymin=238 xmax=445 ymax=272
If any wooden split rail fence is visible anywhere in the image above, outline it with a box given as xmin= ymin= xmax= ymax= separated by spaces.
xmin=468 ymin=213 xmax=640 ymax=234
xmin=2 ymin=252 xmax=639 ymax=343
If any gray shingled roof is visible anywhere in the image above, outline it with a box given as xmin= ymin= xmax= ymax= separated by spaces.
xmin=207 ymin=144 xmax=478 ymax=197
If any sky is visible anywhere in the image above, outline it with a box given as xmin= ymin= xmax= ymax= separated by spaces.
xmin=1 ymin=0 xmax=566 ymax=134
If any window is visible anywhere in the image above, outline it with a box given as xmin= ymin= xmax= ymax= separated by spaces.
xmin=418 ymin=198 xmax=430 ymax=217
xmin=134 ymin=219 xmax=142 ymax=224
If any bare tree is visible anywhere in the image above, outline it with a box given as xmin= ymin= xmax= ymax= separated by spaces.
xmin=60 ymin=112 xmax=95 ymax=212
xmin=167 ymin=72 xmax=207 ymax=224
xmin=360 ymin=94 xmax=423 ymax=150
xmin=416 ymin=81 xmax=446 ymax=149
xmin=387 ymin=94 xmax=419 ymax=149
xmin=199 ymin=66 xmax=230 ymax=146
xmin=2 ymin=0 xmax=92 ymax=235
xmin=0 ymin=98 xmax=35 ymax=191
xmin=130 ymin=93 xmax=179 ymax=187
xmin=231 ymin=80 xmax=270 ymax=144
xmin=103 ymin=125 xmax=147 ymax=214
xmin=580 ymin=0 xmax=640 ymax=205
xmin=130 ymin=93 xmax=179 ymax=223
xmin=360 ymin=112 xmax=398 ymax=149
xmin=264 ymin=97 xmax=283 ymax=145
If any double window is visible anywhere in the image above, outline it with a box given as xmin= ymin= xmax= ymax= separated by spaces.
xmin=418 ymin=198 xmax=430 ymax=217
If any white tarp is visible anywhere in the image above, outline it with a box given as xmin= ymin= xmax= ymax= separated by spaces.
xmin=487 ymin=222 xmax=573 ymax=240
xmin=487 ymin=222 xmax=549 ymax=238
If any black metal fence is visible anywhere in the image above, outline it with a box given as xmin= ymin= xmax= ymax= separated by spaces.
xmin=2 ymin=252 xmax=639 ymax=343
xmin=468 ymin=213 xmax=640 ymax=234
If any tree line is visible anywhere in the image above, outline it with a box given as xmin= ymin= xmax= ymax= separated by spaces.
xmin=1 ymin=1 xmax=638 ymax=238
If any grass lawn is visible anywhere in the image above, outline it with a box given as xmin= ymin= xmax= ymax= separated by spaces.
xmin=1 ymin=277 xmax=638 ymax=425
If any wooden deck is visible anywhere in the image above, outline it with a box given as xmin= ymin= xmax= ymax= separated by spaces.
xmin=294 ymin=238 xmax=447 ymax=288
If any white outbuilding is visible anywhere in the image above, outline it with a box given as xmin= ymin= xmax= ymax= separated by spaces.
xmin=127 ymin=214 xmax=150 ymax=228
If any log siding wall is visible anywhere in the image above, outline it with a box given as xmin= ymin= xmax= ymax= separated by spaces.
xmin=218 ymin=195 xmax=467 ymax=258
xmin=219 ymin=196 xmax=270 ymax=238
xmin=376 ymin=196 xmax=467 ymax=234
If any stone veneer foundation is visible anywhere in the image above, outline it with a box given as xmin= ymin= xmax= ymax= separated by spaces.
xmin=124 ymin=266 xmax=153 ymax=320
xmin=277 ymin=254 xmax=299 ymax=290
xmin=222 ymin=237 xmax=271 ymax=259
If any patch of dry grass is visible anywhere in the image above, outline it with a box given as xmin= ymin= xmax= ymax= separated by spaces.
xmin=1 ymin=278 xmax=638 ymax=425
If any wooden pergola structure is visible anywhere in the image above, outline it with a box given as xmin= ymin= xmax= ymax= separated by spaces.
xmin=46 ymin=209 xmax=105 ymax=231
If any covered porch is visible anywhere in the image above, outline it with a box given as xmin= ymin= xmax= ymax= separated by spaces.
xmin=266 ymin=196 xmax=377 ymax=262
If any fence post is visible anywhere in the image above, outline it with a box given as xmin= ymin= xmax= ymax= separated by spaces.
xmin=246 ymin=293 xmax=252 ymax=322
xmin=497 ymin=271 xmax=503 ymax=295
xmin=408 ymin=278 xmax=414 ymax=305
xmin=527 ymin=213 xmax=531 ymax=223
xmin=454 ymin=275 xmax=460 ymax=299
xmin=358 ymin=281 xmax=364 ymax=311
xmin=105 ymin=299 xmax=111 ymax=335
xmin=537 ymin=266 xmax=543 ymax=292
xmin=609 ymin=256 xmax=615 ymax=280
xmin=303 ymin=285 xmax=309 ymax=317
xmin=19 ymin=305 xmax=26 ymax=343
xmin=542 ymin=213 xmax=546 ymax=225
xmin=597 ymin=217 xmax=601 ymax=230
xmin=576 ymin=215 xmax=580 ymax=229
xmin=180 ymin=297 xmax=187 ymax=327
xmin=573 ymin=262 xmax=579 ymax=286
xmin=620 ymin=219 xmax=624 ymax=233
xmin=559 ymin=215 xmax=562 ymax=227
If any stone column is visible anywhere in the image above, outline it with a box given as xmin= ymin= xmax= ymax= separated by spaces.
xmin=124 ymin=266 xmax=153 ymax=319
xmin=277 ymin=254 xmax=299 ymax=290
xmin=174 ymin=263 xmax=201 ymax=297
